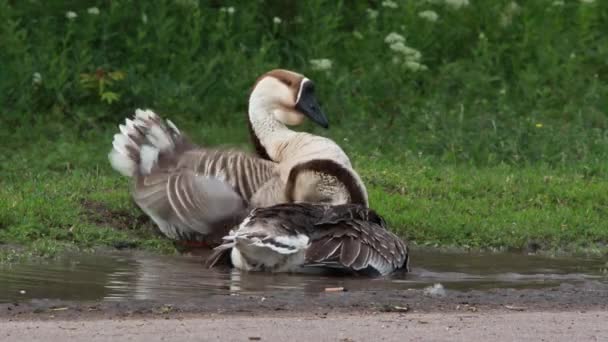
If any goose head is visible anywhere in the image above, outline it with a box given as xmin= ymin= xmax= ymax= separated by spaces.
xmin=249 ymin=69 xmax=329 ymax=129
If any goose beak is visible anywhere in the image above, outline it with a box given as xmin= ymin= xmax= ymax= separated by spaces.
xmin=295 ymin=80 xmax=329 ymax=129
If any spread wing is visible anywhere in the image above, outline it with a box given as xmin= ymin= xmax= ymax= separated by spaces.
xmin=132 ymin=169 xmax=247 ymax=242
xmin=134 ymin=148 xmax=279 ymax=243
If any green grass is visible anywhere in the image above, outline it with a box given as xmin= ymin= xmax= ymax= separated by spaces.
xmin=1 ymin=0 xmax=608 ymax=260
xmin=1 ymin=122 xmax=607 ymax=261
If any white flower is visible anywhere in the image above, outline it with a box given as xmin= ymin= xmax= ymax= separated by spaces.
xmin=418 ymin=10 xmax=439 ymax=22
xmin=366 ymin=8 xmax=378 ymax=19
xmin=580 ymin=0 xmax=595 ymax=3
xmin=506 ymin=1 xmax=521 ymax=13
xmin=87 ymin=7 xmax=100 ymax=15
xmin=141 ymin=13 xmax=148 ymax=24
xmin=389 ymin=42 xmax=422 ymax=61
xmin=32 ymin=72 xmax=42 ymax=85
xmin=309 ymin=58 xmax=333 ymax=71
xmin=384 ymin=32 xmax=405 ymax=44
xmin=444 ymin=0 xmax=469 ymax=9
xmin=404 ymin=61 xmax=428 ymax=72
xmin=552 ymin=0 xmax=565 ymax=5
xmin=220 ymin=6 xmax=236 ymax=15
xmin=381 ymin=0 xmax=398 ymax=8
xmin=500 ymin=2 xmax=521 ymax=27
xmin=273 ymin=17 xmax=282 ymax=24
xmin=65 ymin=11 xmax=77 ymax=20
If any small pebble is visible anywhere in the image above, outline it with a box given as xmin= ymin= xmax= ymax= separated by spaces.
xmin=423 ymin=283 xmax=446 ymax=297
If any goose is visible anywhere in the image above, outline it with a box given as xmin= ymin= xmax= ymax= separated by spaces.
xmin=108 ymin=69 xmax=367 ymax=245
xmin=205 ymin=203 xmax=409 ymax=277
xmin=246 ymin=69 xmax=368 ymax=206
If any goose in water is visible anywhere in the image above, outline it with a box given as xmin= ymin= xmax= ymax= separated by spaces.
xmin=108 ymin=69 xmax=367 ymax=245
xmin=206 ymin=203 xmax=409 ymax=277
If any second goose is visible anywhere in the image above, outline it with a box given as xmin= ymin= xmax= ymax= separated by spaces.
xmin=206 ymin=202 xmax=409 ymax=277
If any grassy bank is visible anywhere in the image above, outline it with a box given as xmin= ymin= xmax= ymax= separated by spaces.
xmin=1 ymin=0 xmax=608 ymax=260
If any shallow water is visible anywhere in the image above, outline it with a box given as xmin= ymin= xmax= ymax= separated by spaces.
xmin=1 ymin=249 xmax=606 ymax=303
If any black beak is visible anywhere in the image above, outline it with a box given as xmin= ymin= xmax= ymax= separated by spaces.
xmin=295 ymin=81 xmax=329 ymax=129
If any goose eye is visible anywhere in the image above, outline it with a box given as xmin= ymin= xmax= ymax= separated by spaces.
xmin=280 ymin=78 xmax=292 ymax=86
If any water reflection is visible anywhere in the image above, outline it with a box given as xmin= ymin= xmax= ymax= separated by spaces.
xmin=1 ymin=249 xmax=606 ymax=303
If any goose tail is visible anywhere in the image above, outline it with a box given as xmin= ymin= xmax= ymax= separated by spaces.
xmin=108 ymin=108 xmax=192 ymax=177
xmin=212 ymin=214 xmax=311 ymax=272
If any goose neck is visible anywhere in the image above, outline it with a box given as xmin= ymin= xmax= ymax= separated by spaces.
xmin=248 ymin=104 xmax=295 ymax=162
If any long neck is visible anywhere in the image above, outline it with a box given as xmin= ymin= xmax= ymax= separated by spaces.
xmin=248 ymin=95 xmax=296 ymax=162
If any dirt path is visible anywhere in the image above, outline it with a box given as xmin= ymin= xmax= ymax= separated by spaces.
xmin=2 ymin=310 xmax=607 ymax=341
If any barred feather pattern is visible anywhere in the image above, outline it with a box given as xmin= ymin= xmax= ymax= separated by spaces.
xmin=176 ymin=148 xmax=278 ymax=202
xmin=109 ymin=109 xmax=281 ymax=243
xmin=132 ymin=149 xmax=281 ymax=242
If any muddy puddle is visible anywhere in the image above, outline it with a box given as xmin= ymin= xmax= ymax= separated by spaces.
xmin=1 ymin=249 xmax=606 ymax=304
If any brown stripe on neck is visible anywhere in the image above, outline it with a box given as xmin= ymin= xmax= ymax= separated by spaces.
xmin=285 ymin=159 xmax=367 ymax=205
xmin=247 ymin=118 xmax=272 ymax=161
xmin=247 ymin=72 xmax=273 ymax=161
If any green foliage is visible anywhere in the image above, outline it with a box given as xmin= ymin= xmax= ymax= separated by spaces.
xmin=1 ymin=0 xmax=607 ymax=259
xmin=1 ymin=0 xmax=607 ymax=165
xmin=79 ymin=69 xmax=126 ymax=104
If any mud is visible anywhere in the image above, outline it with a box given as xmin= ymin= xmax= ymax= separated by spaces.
xmin=1 ymin=280 xmax=607 ymax=321
xmin=80 ymin=199 xmax=156 ymax=234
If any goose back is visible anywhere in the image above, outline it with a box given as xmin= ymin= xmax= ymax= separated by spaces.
xmin=258 ymin=132 xmax=369 ymax=207
xmin=285 ymin=159 xmax=368 ymax=206
xmin=175 ymin=148 xmax=279 ymax=201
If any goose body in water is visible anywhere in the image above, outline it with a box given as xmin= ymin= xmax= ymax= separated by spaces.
xmin=206 ymin=203 xmax=409 ymax=277
xmin=108 ymin=69 xmax=367 ymax=244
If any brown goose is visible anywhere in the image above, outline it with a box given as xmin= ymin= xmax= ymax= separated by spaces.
xmin=206 ymin=203 xmax=409 ymax=277
xmin=108 ymin=70 xmax=367 ymax=245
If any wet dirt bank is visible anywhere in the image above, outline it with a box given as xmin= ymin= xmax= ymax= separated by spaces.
xmin=2 ymin=280 xmax=607 ymax=321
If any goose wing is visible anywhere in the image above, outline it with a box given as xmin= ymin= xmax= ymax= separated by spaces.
xmin=132 ymin=169 xmax=248 ymax=242
xmin=134 ymin=148 xmax=279 ymax=243
xmin=305 ymin=204 xmax=409 ymax=276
